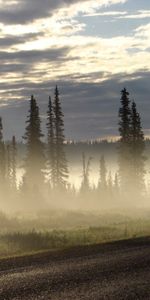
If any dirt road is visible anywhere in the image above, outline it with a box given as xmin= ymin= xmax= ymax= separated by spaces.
xmin=0 ymin=237 xmax=150 ymax=299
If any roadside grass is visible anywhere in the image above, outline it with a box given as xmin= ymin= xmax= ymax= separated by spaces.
xmin=0 ymin=219 xmax=150 ymax=258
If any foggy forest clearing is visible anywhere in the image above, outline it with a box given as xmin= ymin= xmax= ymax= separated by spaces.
xmin=0 ymin=85 xmax=150 ymax=289
xmin=0 ymin=87 xmax=149 ymax=214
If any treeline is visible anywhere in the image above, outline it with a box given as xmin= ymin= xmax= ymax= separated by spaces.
xmin=0 ymin=87 xmax=148 ymax=211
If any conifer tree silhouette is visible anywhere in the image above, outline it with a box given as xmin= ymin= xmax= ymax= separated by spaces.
xmin=118 ymin=88 xmax=132 ymax=191
xmin=47 ymin=96 xmax=55 ymax=187
xmin=52 ymin=86 xmax=68 ymax=189
xmin=23 ymin=95 xmax=45 ymax=189
xmin=130 ymin=101 xmax=145 ymax=194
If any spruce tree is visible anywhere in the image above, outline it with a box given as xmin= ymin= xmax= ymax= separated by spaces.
xmin=119 ymin=88 xmax=131 ymax=142
xmin=53 ymin=86 xmax=68 ymax=189
xmin=130 ymin=101 xmax=145 ymax=193
xmin=47 ymin=96 xmax=55 ymax=187
xmin=23 ymin=95 xmax=45 ymax=189
xmin=118 ymin=88 xmax=131 ymax=191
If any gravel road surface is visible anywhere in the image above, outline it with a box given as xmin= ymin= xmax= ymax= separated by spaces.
xmin=0 ymin=237 xmax=150 ymax=300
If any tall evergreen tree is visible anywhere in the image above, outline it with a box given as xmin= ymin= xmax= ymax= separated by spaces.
xmin=23 ymin=95 xmax=45 ymax=189
xmin=53 ymin=86 xmax=68 ymax=189
xmin=119 ymin=88 xmax=131 ymax=142
xmin=118 ymin=88 xmax=132 ymax=191
xmin=130 ymin=101 xmax=145 ymax=193
xmin=47 ymin=96 xmax=55 ymax=187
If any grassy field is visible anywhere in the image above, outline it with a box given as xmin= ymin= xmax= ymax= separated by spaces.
xmin=0 ymin=218 xmax=150 ymax=257
xmin=0 ymin=208 xmax=150 ymax=258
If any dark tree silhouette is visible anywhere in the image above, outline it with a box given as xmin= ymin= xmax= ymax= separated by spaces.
xmin=47 ymin=96 xmax=55 ymax=187
xmin=53 ymin=86 xmax=68 ymax=189
xmin=130 ymin=101 xmax=145 ymax=193
xmin=23 ymin=95 xmax=45 ymax=189
xmin=118 ymin=88 xmax=131 ymax=191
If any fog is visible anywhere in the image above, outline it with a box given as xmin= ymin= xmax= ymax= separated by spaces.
xmin=0 ymin=139 xmax=150 ymax=258
xmin=0 ymin=141 xmax=150 ymax=216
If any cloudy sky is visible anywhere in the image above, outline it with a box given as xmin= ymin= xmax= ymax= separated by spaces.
xmin=0 ymin=0 xmax=149 ymax=140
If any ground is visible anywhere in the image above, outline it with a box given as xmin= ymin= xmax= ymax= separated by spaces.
xmin=0 ymin=237 xmax=150 ymax=300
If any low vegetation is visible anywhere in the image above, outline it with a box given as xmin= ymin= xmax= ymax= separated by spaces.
xmin=0 ymin=210 xmax=150 ymax=258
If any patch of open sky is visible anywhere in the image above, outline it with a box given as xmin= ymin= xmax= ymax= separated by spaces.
xmin=76 ymin=14 xmax=150 ymax=38
xmin=121 ymin=0 xmax=149 ymax=12
xmin=95 ymin=0 xmax=150 ymax=13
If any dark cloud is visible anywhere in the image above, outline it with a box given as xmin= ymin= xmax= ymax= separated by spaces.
xmin=0 ymin=0 xmax=87 ymax=24
xmin=0 ymin=32 xmax=44 ymax=47
xmin=0 ymin=46 xmax=70 ymax=62
xmin=0 ymin=63 xmax=31 ymax=75
xmin=0 ymin=70 xmax=149 ymax=140
xmin=0 ymin=45 xmax=78 ymax=79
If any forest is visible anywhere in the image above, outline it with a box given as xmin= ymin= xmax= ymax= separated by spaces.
xmin=0 ymin=86 xmax=150 ymax=256
xmin=0 ymin=86 xmax=149 ymax=211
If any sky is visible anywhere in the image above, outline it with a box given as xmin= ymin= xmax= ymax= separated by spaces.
xmin=0 ymin=0 xmax=149 ymax=140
